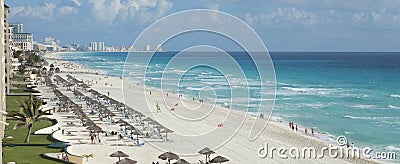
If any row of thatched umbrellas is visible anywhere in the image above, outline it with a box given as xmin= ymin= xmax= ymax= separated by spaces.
xmin=66 ymin=74 xmax=91 ymax=89
xmin=52 ymin=75 xmax=222 ymax=163
xmin=86 ymin=88 xmax=176 ymax=141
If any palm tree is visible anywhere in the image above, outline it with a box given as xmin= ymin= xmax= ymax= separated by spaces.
xmin=11 ymin=95 xmax=50 ymax=143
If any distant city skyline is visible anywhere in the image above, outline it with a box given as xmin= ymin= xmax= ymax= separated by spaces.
xmin=6 ymin=0 xmax=400 ymax=51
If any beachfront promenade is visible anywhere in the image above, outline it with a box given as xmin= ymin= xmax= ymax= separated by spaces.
xmin=35 ymin=54 xmax=379 ymax=164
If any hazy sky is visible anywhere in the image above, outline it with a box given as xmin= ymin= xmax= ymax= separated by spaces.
xmin=6 ymin=0 xmax=400 ymax=51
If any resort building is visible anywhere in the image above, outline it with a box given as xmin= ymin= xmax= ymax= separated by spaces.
xmin=44 ymin=37 xmax=63 ymax=51
xmin=0 ymin=1 xmax=7 ymax=164
xmin=13 ymin=33 xmax=33 ymax=51
xmin=9 ymin=23 xmax=22 ymax=34
xmin=89 ymin=42 xmax=106 ymax=51
xmin=4 ymin=4 xmax=13 ymax=94
xmin=144 ymin=44 xmax=150 ymax=51
xmin=33 ymin=41 xmax=48 ymax=51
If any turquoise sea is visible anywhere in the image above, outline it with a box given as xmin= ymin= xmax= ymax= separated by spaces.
xmin=61 ymin=52 xmax=400 ymax=159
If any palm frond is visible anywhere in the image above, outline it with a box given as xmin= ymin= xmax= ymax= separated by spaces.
xmin=13 ymin=122 xmax=28 ymax=130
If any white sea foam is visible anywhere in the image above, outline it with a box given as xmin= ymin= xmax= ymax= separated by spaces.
xmin=186 ymin=87 xmax=204 ymax=91
xmin=385 ymin=145 xmax=400 ymax=152
xmin=387 ymin=105 xmax=400 ymax=109
xmin=281 ymin=87 xmax=337 ymax=96
xmin=343 ymin=115 xmax=371 ymax=120
xmin=349 ymin=104 xmax=376 ymax=109
xmin=390 ymin=94 xmax=400 ymax=98
xmin=343 ymin=115 xmax=396 ymax=121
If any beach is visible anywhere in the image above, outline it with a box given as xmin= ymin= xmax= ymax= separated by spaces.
xmin=40 ymin=52 xmax=379 ymax=164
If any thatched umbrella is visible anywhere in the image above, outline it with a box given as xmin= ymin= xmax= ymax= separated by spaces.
xmin=210 ymin=156 xmax=229 ymax=164
xmin=127 ymin=126 xmax=143 ymax=140
xmin=143 ymin=117 xmax=155 ymax=127
xmin=173 ymin=159 xmax=190 ymax=164
xmin=116 ymin=119 xmax=126 ymax=124
xmin=158 ymin=152 xmax=179 ymax=164
xmin=116 ymin=158 xmax=137 ymax=164
xmin=86 ymin=125 xmax=101 ymax=132
xmin=160 ymin=128 xmax=174 ymax=141
xmin=198 ymin=147 xmax=215 ymax=162
xmin=110 ymin=151 xmax=129 ymax=161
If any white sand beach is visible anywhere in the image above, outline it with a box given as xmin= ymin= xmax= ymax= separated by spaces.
xmin=38 ymin=52 xmax=379 ymax=164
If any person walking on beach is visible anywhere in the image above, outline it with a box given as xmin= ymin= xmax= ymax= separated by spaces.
xmin=156 ymin=102 xmax=161 ymax=113
xmin=150 ymin=91 xmax=152 ymax=95
xmin=291 ymin=124 xmax=294 ymax=131
xmin=90 ymin=135 xmax=94 ymax=144
xmin=311 ymin=128 xmax=315 ymax=137
xmin=305 ymin=128 xmax=308 ymax=135
xmin=295 ymin=125 xmax=298 ymax=132
xmin=107 ymin=91 xmax=110 ymax=96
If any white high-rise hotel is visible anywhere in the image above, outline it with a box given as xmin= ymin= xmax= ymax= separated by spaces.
xmin=89 ymin=42 xmax=105 ymax=51
xmin=10 ymin=23 xmax=33 ymax=51
xmin=9 ymin=23 xmax=22 ymax=33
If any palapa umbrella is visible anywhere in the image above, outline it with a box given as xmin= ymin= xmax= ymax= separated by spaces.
xmin=86 ymin=125 xmax=101 ymax=132
xmin=173 ymin=159 xmax=190 ymax=164
xmin=116 ymin=119 xmax=126 ymax=124
xmin=143 ymin=117 xmax=155 ymax=126
xmin=160 ymin=128 xmax=174 ymax=141
xmin=110 ymin=151 xmax=129 ymax=161
xmin=158 ymin=152 xmax=179 ymax=164
xmin=210 ymin=156 xmax=229 ymax=164
xmin=198 ymin=147 xmax=215 ymax=162
xmin=116 ymin=158 xmax=137 ymax=164
xmin=128 ymin=126 xmax=143 ymax=140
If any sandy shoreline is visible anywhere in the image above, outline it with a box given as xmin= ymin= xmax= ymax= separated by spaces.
xmin=40 ymin=52 xmax=379 ymax=163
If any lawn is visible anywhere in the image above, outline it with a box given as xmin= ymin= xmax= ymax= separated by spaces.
xmin=3 ymin=121 xmax=54 ymax=144
xmin=12 ymin=76 xmax=26 ymax=82
xmin=3 ymin=146 xmax=61 ymax=164
xmin=6 ymin=95 xmax=28 ymax=113
xmin=3 ymin=95 xmax=63 ymax=163
xmin=2 ymin=120 xmax=62 ymax=163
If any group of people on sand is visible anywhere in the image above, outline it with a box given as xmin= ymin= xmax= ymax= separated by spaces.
xmin=289 ymin=121 xmax=315 ymax=137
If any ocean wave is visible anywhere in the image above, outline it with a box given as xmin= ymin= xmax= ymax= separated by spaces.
xmin=349 ymin=104 xmax=376 ymax=109
xmin=200 ymin=71 xmax=212 ymax=75
xmin=387 ymin=105 xmax=400 ymax=109
xmin=343 ymin=115 xmax=373 ymax=120
xmin=186 ymin=87 xmax=205 ymax=91
xmin=279 ymin=102 xmax=331 ymax=109
xmin=281 ymin=87 xmax=336 ymax=95
xmin=385 ymin=145 xmax=400 ymax=152
xmin=343 ymin=115 xmax=397 ymax=121
xmin=390 ymin=94 xmax=400 ymax=98
xmin=356 ymin=94 xmax=369 ymax=98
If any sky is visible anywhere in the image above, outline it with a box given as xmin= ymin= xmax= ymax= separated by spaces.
xmin=6 ymin=0 xmax=400 ymax=51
